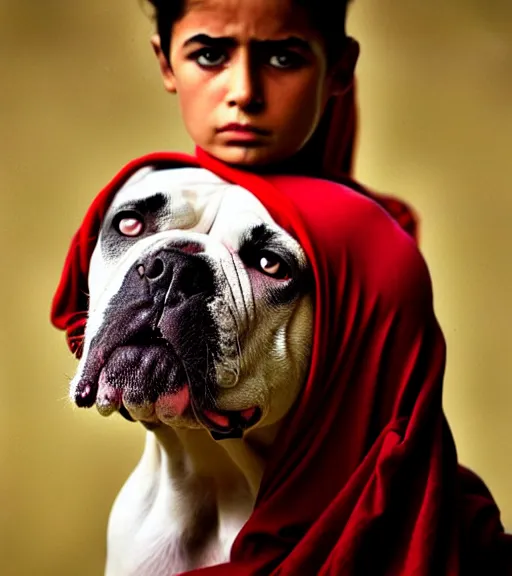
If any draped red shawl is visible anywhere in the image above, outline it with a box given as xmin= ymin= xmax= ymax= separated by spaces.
xmin=51 ymin=89 xmax=511 ymax=574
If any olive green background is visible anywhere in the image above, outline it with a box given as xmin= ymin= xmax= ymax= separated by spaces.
xmin=0 ymin=1 xmax=511 ymax=574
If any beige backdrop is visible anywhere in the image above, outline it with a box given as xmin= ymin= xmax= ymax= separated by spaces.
xmin=0 ymin=1 xmax=511 ymax=574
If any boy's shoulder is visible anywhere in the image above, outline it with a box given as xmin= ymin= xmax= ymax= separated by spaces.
xmin=267 ymin=173 xmax=419 ymax=243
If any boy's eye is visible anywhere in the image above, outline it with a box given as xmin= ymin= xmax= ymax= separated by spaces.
xmin=194 ymin=48 xmax=227 ymax=68
xmin=268 ymin=52 xmax=304 ymax=69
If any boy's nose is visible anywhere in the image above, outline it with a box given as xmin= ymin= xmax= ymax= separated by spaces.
xmin=226 ymin=54 xmax=263 ymax=112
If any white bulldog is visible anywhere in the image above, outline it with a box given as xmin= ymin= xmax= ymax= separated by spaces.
xmin=69 ymin=167 xmax=314 ymax=575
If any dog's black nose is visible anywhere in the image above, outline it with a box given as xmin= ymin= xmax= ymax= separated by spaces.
xmin=136 ymin=246 xmax=215 ymax=306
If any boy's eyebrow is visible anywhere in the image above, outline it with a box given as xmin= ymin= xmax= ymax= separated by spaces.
xmin=183 ymin=34 xmax=237 ymax=49
xmin=183 ymin=34 xmax=312 ymax=52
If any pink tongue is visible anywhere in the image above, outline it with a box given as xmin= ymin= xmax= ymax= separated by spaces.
xmin=203 ymin=409 xmax=230 ymax=428
xmin=241 ymin=407 xmax=257 ymax=421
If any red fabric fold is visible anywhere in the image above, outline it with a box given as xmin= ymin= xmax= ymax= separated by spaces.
xmin=188 ymin=154 xmax=511 ymax=575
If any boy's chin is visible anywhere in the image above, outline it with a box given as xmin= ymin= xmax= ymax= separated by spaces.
xmin=205 ymin=143 xmax=290 ymax=169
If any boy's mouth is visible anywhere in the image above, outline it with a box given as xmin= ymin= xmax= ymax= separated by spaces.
xmin=217 ymin=123 xmax=270 ymax=136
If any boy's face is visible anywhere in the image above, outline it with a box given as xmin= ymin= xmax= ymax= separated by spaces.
xmin=153 ymin=0 xmax=357 ymax=167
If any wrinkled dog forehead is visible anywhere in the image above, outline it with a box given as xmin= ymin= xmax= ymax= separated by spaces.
xmin=98 ymin=167 xmax=306 ymax=261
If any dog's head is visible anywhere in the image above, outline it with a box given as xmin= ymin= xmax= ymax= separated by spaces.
xmin=70 ymin=167 xmax=313 ymax=439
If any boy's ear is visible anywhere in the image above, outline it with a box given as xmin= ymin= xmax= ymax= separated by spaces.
xmin=328 ymin=37 xmax=360 ymax=97
xmin=151 ymin=34 xmax=177 ymax=94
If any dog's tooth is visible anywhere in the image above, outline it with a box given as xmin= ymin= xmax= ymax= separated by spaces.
xmin=96 ymin=398 xmax=117 ymax=417
xmin=95 ymin=371 xmax=121 ymax=416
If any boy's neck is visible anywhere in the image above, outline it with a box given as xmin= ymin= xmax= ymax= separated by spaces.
xmin=246 ymin=143 xmax=326 ymax=178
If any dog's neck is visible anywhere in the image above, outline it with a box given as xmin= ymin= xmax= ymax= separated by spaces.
xmin=106 ymin=423 xmax=280 ymax=576
xmin=153 ymin=423 xmax=279 ymax=497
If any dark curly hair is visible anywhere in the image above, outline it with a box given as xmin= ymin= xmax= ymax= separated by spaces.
xmin=144 ymin=0 xmax=353 ymax=64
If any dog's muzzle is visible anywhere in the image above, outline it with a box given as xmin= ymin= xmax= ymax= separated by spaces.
xmin=72 ymin=241 xmax=261 ymax=440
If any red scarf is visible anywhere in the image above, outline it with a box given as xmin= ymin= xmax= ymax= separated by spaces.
xmin=50 ymin=91 xmax=511 ymax=575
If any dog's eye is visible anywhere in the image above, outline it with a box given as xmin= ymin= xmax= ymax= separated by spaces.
xmin=258 ymin=252 xmax=290 ymax=280
xmin=114 ymin=212 xmax=144 ymax=237
xmin=119 ymin=217 xmax=143 ymax=237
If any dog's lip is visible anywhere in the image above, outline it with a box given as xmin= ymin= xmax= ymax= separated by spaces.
xmin=193 ymin=404 xmax=262 ymax=439
xmin=104 ymin=384 xmax=262 ymax=437
xmin=75 ymin=324 xmax=262 ymax=437
xmin=73 ymin=312 xmax=162 ymax=408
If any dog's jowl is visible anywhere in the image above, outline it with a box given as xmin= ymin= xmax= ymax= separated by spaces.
xmin=69 ymin=167 xmax=313 ymax=575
